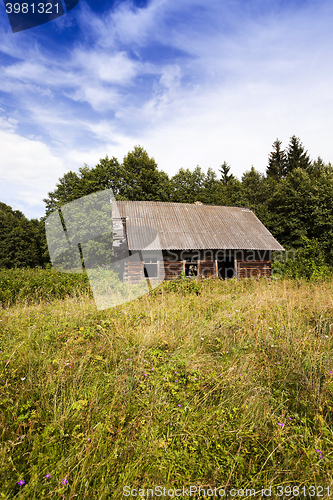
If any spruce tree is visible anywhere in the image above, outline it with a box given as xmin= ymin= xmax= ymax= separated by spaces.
xmin=266 ymin=139 xmax=287 ymax=180
xmin=286 ymin=135 xmax=311 ymax=174
xmin=219 ymin=161 xmax=235 ymax=185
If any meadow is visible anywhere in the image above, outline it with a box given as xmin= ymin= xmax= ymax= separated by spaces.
xmin=0 ymin=269 xmax=333 ymax=498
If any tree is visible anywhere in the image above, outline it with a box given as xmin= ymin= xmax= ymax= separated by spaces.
xmin=170 ymin=166 xmax=206 ymax=203
xmin=219 ymin=161 xmax=235 ymax=185
xmin=120 ymin=146 xmax=171 ymax=201
xmin=44 ymin=156 xmax=122 ymax=215
xmin=286 ymin=135 xmax=311 ymax=174
xmin=44 ymin=147 xmax=171 ymax=214
xmin=0 ymin=203 xmax=47 ymax=268
xmin=241 ymin=167 xmax=269 ymax=209
xmin=266 ymin=139 xmax=287 ymax=180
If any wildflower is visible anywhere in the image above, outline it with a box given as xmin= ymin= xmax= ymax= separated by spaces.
xmin=288 ymin=417 xmax=292 ymax=420
xmin=144 ymin=374 xmax=147 ymax=377
xmin=178 ymin=404 xmax=182 ymax=407
xmin=330 ymin=371 xmax=333 ymax=376
xmin=44 ymin=474 xmax=51 ymax=479
xmin=201 ymin=338 xmax=204 ymax=340
xmin=316 ymin=449 xmax=323 ymax=458
xmin=21 ymin=377 xmax=26 ymax=381
xmin=175 ymin=380 xmax=178 ymax=382
xmin=194 ymin=378 xmax=198 ymax=381
xmin=126 ymin=358 xmax=129 ymax=361
xmin=174 ymin=372 xmax=177 ymax=374
xmin=62 ymin=478 xmax=68 ymax=485
xmin=18 ymin=480 xmax=25 ymax=486
xmin=278 ymin=362 xmax=281 ymax=364
xmin=269 ymin=327 xmax=273 ymax=330
xmin=277 ymin=423 xmax=284 ymax=427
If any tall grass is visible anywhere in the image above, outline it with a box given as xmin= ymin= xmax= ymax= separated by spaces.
xmin=0 ymin=273 xmax=333 ymax=498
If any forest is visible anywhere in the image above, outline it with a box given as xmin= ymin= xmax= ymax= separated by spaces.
xmin=1 ymin=135 xmax=333 ymax=277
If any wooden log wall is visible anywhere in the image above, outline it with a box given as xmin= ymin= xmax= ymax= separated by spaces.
xmin=123 ymin=260 xmax=144 ymax=282
xmin=198 ymin=260 xmax=216 ymax=278
xmin=236 ymin=260 xmax=272 ymax=278
xmin=164 ymin=261 xmax=184 ymax=280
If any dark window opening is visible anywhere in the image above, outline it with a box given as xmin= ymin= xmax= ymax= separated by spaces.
xmin=218 ymin=258 xmax=235 ymax=279
xmin=185 ymin=262 xmax=198 ymax=277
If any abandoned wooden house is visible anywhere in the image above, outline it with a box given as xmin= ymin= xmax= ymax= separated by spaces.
xmin=112 ymin=200 xmax=284 ymax=282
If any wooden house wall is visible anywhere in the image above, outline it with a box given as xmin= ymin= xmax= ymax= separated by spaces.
xmin=123 ymin=249 xmax=273 ymax=281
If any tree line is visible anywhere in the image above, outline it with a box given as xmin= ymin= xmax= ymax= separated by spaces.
xmin=2 ymin=135 xmax=333 ymax=269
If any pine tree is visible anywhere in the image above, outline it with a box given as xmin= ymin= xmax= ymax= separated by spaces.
xmin=286 ymin=135 xmax=311 ymax=174
xmin=219 ymin=161 xmax=235 ymax=185
xmin=266 ymin=139 xmax=287 ymax=180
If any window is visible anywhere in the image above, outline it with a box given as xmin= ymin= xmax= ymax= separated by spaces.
xmin=144 ymin=256 xmax=158 ymax=278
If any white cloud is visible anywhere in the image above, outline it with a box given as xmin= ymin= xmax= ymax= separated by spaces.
xmin=0 ymin=128 xmax=64 ymax=216
xmin=1 ymin=0 xmax=333 ymax=219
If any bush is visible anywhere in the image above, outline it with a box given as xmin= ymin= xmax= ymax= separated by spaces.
xmin=0 ymin=268 xmax=91 ymax=307
xmin=272 ymin=236 xmax=333 ymax=281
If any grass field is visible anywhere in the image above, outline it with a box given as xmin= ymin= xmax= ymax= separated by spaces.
xmin=1 ymin=271 xmax=333 ymax=498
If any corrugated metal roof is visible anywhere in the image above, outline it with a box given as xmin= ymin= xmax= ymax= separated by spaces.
xmin=115 ymin=201 xmax=284 ymax=251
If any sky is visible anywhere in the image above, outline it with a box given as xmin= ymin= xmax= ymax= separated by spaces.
xmin=0 ymin=0 xmax=333 ymax=219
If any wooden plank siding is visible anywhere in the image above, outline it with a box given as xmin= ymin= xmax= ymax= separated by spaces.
xmin=236 ymin=260 xmax=271 ymax=279
xmin=198 ymin=260 xmax=216 ymax=278
xmin=123 ymin=260 xmax=144 ymax=282
xmin=122 ymin=249 xmax=273 ymax=281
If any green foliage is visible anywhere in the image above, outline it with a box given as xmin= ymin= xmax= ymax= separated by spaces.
xmin=286 ymin=135 xmax=311 ymax=174
xmin=272 ymin=236 xmax=332 ymax=280
xmin=0 ymin=268 xmax=91 ymax=306
xmin=266 ymin=139 xmax=287 ymax=180
xmin=219 ymin=161 xmax=235 ymax=185
xmin=0 ymin=203 xmax=48 ymax=269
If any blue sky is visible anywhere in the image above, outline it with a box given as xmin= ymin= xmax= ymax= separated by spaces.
xmin=1 ymin=0 xmax=333 ymax=218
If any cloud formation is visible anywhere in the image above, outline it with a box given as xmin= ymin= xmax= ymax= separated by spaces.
xmin=1 ymin=0 xmax=333 ymax=218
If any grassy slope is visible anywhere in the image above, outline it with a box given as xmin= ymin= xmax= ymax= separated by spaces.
xmin=0 ymin=276 xmax=333 ymax=498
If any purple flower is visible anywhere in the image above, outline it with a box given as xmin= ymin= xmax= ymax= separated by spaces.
xmin=178 ymin=404 xmax=182 ymax=407
xmin=175 ymin=380 xmax=178 ymax=382
xmin=330 ymin=371 xmax=333 ymax=375
xmin=194 ymin=378 xmax=198 ymax=381
xmin=126 ymin=358 xmax=129 ymax=361
xmin=44 ymin=474 xmax=51 ymax=479
xmin=18 ymin=479 xmax=25 ymax=486
xmin=144 ymin=374 xmax=147 ymax=377
xmin=62 ymin=478 xmax=68 ymax=485
xmin=288 ymin=417 xmax=292 ymax=420
xmin=278 ymin=423 xmax=284 ymax=427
